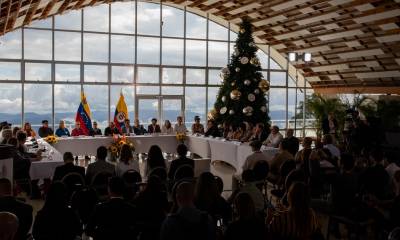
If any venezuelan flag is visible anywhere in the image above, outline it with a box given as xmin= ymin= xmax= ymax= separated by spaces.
xmin=114 ymin=92 xmax=128 ymax=133
xmin=75 ymin=91 xmax=92 ymax=135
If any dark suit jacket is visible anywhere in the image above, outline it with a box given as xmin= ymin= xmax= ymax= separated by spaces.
xmin=148 ymin=124 xmax=161 ymax=134
xmin=86 ymin=198 xmax=138 ymax=240
xmin=133 ymin=126 xmax=147 ymax=135
xmin=168 ymin=157 xmax=195 ymax=180
xmin=86 ymin=160 xmax=115 ymax=184
xmin=53 ymin=162 xmax=85 ymax=182
xmin=38 ymin=127 xmax=54 ymax=138
xmin=0 ymin=196 xmax=33 ymax=240
xmin=104 ymin=127 xmax=120 ymax=136
xmin=286 ymin=136 xmax=300 ymax=156
xmin=204 ymin=126 xmax=221 ymax=137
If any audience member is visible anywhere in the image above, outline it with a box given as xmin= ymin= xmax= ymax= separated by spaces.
xmin=90 ymin=121 xmax=102 ymax=136
xmin=269 ymin=182 xmax=320 ymax=239
xmin=145 ymin=145 xmax=166 ymax=176
xmin=12 ymin=127 xmax=20 ymax=138
xmin=38 ymin=120 xmax=53 ymax=138
xmin=148 ymin=118 xmax=161 ymax=134
xmin=0 ymin=212 xmax=19 ymax=240
xmin=7 ymin=138 xmax=31 ymax=181
xmin=133 ymin=119 xmax=147 ymax=135
xmin=0 ymin=178 xmax=33 ymax=240
xmin=386 ymin=153 xmax=400 ymax=180
xmin=250 ymin=123 xmax=268 ymax=142
xmin=71 ymin=122 xmax=86 ymax=136
xmin=160 ymin=182 xmax=215 ymax=240
xmin=191 ymin=116 xmax=205 ymax=134
xmin=295 ymin=137 xmax=313 ymax=165
xmin=122 ymin=119 xmax=134 ymax=135
xmin=229 ymin=170 xmax=264 ymax=212
xmin=359 ymin=148 xmax=390 ymax=200
xmin=174 ymin=116 xmax=187 ymax=134
xmin=268 ymin=138 xmax=294 ymax=178
xmin=204 ymin=120 xmax=221 ymax=138
xmin=168 ymin=144 xmax=194 ymax=180
xmin=86 ymin=177 xmax=138 ymax=240
xmin=55 ymin=120 xmax=70 ymax=137
xmin=16 ymin=131 xmax=42 ymax=161
xmin=134 ymin=175 xmax=168 ymax=240
xmin=224 ymin=192 xmax=266 ymax=240
xmin=104 ymin=122 xmax=119 ymax=136
xmin=195 ymin=172 xmax=232 ymax=223
xmin=285 ymin=129 xmax=299 ymax=156
xmin=161 ymin=120 xmax=174 ymax=134
xmin=0 ymin=128 xmax=12 ymax=144
xmin=263 ymin=125 xmax=283 ymax=148
xmin=115 ymin=144 xmax=139 ymax=177
xmin=32 ymin=182 xmax=81 ymax=240
xmin=86 ymin=146 xmax=115 ymax=184
xmin=23 ymin=122 xmax=36 ymax=138
xmin=322 ymin=134 xmax=340 ymax=159
xmin=242 ymin=140 xmax=268 ymax=171
xmin=53 ymin=152 xmax=85 ymax=182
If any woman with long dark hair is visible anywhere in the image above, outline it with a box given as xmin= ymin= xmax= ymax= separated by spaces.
xmin=32 ymin=182 xmax=81 ymax=240
xmin=269 ymin=182 xmax=320 ymax=239
xmin=145 ymin=145 xmax=166 ymax=176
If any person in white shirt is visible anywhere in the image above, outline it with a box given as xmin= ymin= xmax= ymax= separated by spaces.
xmin=174 ymin=116 xmax=187 ymax=134
xmin=161 ymin=120 xmax=174 ymax=134
xmin=242 ymin=140 xmax=269 ymax=171
xmin=263 ymin=125 xmax=283 ymax=148
xmin=322 ymin=134 xmax=340 ymax=159
xmin=115 ymin=144 xmax=139 ymax=177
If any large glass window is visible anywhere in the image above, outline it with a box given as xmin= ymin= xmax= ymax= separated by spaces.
xmin=0 ymin=2 xmax=312 ymax=134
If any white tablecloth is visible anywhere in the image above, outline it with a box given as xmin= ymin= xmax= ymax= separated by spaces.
xmin=186 ymin=136 xmax=211 ymax=158
xmin=30 ymin=140 xmax=64 ymax=180
xmin=53 ymin=135 xmax=178 ymax=155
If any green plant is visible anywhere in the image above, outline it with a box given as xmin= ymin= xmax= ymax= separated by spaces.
xmin=305 ymin=94 xmax=346 ymax=137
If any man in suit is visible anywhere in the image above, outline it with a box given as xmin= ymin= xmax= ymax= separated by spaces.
xmin=104 ymin=122 xmax=119 ymax=136
xmin=86 ymin=146 xmax=115 ymax=184
xmin=0 ymin=178 xmax=33 ymax=240
xmin=250 ymin=123 xmax=268 ymax=142
xmin=53 ymin=152 xmax=85 ymax=182
xmin=38 ymin=120 xmax=54 ymax=138
xmin=148 ymin=118 xmax=161 ymax=134
xmin=86 ymin=177 xmax=138 ymax=240
xmin=168 ymin=144 xmax=194 ymax=180
xmin=284 ymin=129 xmax=299 ymax=156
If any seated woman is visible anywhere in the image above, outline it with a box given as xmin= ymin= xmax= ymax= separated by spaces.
xmin=145 ymin=145 xmax=166 ymax=177
xmin=116 ymin=144 xmax=139 ymax=177
xmin=55 ymin=120 xmax=70 ymax=137
xmin=204 ymin=120 xmax=221 ymax=137
xmin=227 ymin=124 xmax=243 ymax=141
xmin=191 ymin=116 xmax=204 ymax=134
xmin=268 ymin=182 xmax=321 ymax=239
xmin=224 ymin=193 xmax=266 ymax=240
xmin=23 ymin=122 xmax=37 ymax=138
xmin=161 ymin=120 xmax=174 ymax=134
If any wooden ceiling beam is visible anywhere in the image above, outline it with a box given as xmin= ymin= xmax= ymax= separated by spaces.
xmin=22 ymin=0 xmax=40 ymax=26
xmin=1 ymin=0 xmax=12 ymax=35
xmin=313 ymin=86 xmax=400 ymax=95
xmin=59 ymin=0 xmax=72 ymax=14
xmin=40 ymin=0 xmax=58 ymax=19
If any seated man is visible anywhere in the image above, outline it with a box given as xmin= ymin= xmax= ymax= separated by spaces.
xmin=38 ymin=120 xmax=54 ymax=138
xmin=71 ymin=122 xmax=86 ymax=136
xmin=263 ymin=125 xmax=283 ymax=148
xmin=160 ymin=182 xmax=215 ymax=240
xmin=204 ymin=120 xmax=221 ymax=138
xmin=174 ymin=116 xmax=187 ymax=134
xmin=268 ymin=138 xmax=294 ymax=179
xmin=322 ymin=134 xmax=340 ymax=159
xmin=191 ymin=116 xmax=204 ymax=134
xmin=90 ymin=121 xmax=102 ymax=136
xmin=249 ymin=123 xmax=268 ymax=142
xmin=242 ymin=140 xmax=268 ymax=171
xmin=285 ymin=129 xmax=299 ymax=157
xmin=86 ymin=177 xmax=138 ymax=240
xmin=86 ymin=146 xmax=115 ymax=184
xmin=148 ymin=118 xmax=161 ymax=134
xmin=104 ymin=122 xmax=119 ymax=136
xmin=168 ymin=144 xmax=194 ymax=180
xmin=0 ymin=178 xmax=33 ymax=240
xmin=133 ymin=119 xmax=147 ymax=135
xmin=7 ymin=138 xmax=32 ymax=181
xmin=53 ymin=152 xmax=85 ymax=182
xmin=122 ymin=119 xmax=134 ymax=135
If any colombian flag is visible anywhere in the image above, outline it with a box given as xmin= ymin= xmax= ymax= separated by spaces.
xmin=114 ymin=92 xmax=128 ymax=133
xmin=75 ymin=91 xmax=92 ymax=135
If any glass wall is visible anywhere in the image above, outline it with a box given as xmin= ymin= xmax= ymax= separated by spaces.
xmin=0 ymin=1 xmax=312 ymax=135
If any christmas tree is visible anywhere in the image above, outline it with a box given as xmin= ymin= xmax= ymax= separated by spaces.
xmin=212 ymin=19 xmax=270 ymax=127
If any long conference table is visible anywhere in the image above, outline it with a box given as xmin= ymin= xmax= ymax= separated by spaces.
xmin=30 ymin=135 xmax=279 ymax=180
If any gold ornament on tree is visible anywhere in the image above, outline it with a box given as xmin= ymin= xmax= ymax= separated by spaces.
xmin=239 ymin=28 xmax=245 ymax=34
xmin=250 ymin=57 xmax=260 ymax=66
xmin=208 ymin=109 xmax=217 ymax=120
xmin=220 ymin=107 xmax=227 ymax=114
xmin=258 ymin=79 xmax=270 ymax=92
xmin=230 ymin=90 xmax=241 ymax=100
